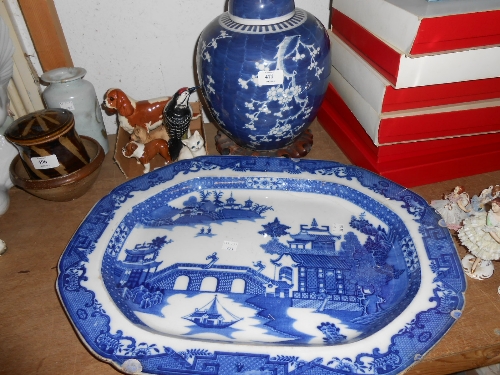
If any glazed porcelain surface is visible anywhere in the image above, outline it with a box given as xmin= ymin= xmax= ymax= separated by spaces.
xmin=228 ymin=0 xmax=295 ymax=24
xmin=41 ymin=67 xmax=109 ymax=154
xmin=197 ymin=0 xmax=331 ymax=151
xmin=57 ymin=156 xmax=465 ymax=375
xmin=0 ymin=16 xmax=15 ymax=215
xmin=0 ymin=117 xmax=16 ymax=215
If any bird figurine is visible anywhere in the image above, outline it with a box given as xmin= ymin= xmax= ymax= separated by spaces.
xmin=163 ymin=86 xmax=199 ymax=160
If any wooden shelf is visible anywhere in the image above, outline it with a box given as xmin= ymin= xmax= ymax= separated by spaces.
xmin=1 ymin=121 xmax=499 ymax=374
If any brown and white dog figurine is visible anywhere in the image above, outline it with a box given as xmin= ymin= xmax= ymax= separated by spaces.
xmin=103 ymin=88 xmax=171 ymax=133
xmin=122 ymin=139 xmax=172 ymax=173
xmin=130 ymin=125 xmax=170 ymax=144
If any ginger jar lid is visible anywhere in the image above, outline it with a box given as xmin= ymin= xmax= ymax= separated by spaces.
xmin=5 ymin=108 xmax=75 ymax=145
xmin=228 ymin=0 xmax=295 ymax=25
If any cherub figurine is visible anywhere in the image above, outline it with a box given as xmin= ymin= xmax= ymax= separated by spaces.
xmin=458 ymin=197 xmax=500 ymax=279
xmin=470 ymin=185 xmax=500 ymax=214
xmin=430 ymin=186 xmax=471 ymax=230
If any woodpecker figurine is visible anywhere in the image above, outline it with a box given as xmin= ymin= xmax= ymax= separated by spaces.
xmin=163 ymin=86 xmax=198 ymax=160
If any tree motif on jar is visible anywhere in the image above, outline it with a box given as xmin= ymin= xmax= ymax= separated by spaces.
xmin=197 ymin=1 xmax=331 ymax=152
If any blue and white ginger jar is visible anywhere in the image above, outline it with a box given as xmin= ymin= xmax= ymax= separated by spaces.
xmin=197 ymin=0 xmax=331 ymax=151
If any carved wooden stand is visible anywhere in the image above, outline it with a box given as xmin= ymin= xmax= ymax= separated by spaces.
xmin=215 ymin=129 xmax=313 ymax=158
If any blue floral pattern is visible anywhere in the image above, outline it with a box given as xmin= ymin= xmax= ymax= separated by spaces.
xmin=197 ymin=9 xmax=331 ymax=150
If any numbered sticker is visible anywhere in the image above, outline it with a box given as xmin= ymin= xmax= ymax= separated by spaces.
xmin=222 ymin=240 xmax=238 ymax=252
xmin=257 ymin=70 xmax=284 ymax=86
xmin=59 ymin=101 xmax=75 ymax=111
xmin=31 ymin=155 xmax=60 ymax=169
xmin=331 ymin=223 xmax=344 ymax=233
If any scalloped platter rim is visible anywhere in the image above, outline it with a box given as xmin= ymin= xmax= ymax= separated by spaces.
xmin=56 ymin=156 xmax=466 ymax=375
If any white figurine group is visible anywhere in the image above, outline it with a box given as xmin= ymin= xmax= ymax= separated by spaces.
xmin=431 ymin=185 xmax=500 ymax=281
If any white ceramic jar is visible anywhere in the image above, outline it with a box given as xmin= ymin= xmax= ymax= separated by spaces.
xmin=0 ymin=15 xmax=15 ymax=218
xmin=41 ymin=67 xmax=109 ymax=154
xmin=0 ymin=116 xmax=17 ymax=215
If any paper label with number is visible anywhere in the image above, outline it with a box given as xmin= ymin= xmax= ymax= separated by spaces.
xmin=331 ymin=224 xmax=344 ymax=234
xmin=59 ymin=101 xmax=75 ymax=111
xmin=257 ymin=70 xmax=284 ymax=86
xmin=31 ymin=155 xmax=60 ymax=169
xmin=222 ymin=240 xmax=238 ymax=252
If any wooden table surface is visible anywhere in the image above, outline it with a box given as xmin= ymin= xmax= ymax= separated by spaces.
xmin=1 ymin=120 xmax=500 ymax=375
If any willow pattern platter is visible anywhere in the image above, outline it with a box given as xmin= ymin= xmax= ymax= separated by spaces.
xmin=57 ymin=156 xmax=466 ymax=375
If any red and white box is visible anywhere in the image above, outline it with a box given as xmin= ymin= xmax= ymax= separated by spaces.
xmin=329 ymin=31 xmax=500 ymax=145
xmin=329 ymin=30 xmax=500 ymax=113
xmin=331 ymin=66 xmax=500 ymax=145
xmin=317 ymin=84 xmax=500 ymax=187
xmin=331 ymin=0 xmax=500 ymax=55
xmin=321 ymin=0 xmax=500 ymax=186
xmin=331 ymin=7 xmax=500 ymax=88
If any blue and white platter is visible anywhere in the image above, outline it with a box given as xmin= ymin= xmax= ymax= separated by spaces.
xmin=57 ymin=156 xmax=466 ymax=375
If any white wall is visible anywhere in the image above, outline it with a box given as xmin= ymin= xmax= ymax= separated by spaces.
xmin=52 ymin=0 xmax=331 ymax=134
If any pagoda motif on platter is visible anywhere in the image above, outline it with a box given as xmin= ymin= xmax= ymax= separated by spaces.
xmin=115 ymin=236 xmax=170 ymax=289
xmin=287 ymin=218 xmax=341 ymax=255
xmin=261 ymin=218 xmax=355 ymax=310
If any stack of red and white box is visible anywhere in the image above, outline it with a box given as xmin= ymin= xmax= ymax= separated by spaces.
xmin=317 ymin=0 xmax=500 ymax=187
